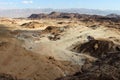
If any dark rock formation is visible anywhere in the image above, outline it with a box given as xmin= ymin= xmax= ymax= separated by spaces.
xmin=71 ymin=39 xmax=119 ymax=58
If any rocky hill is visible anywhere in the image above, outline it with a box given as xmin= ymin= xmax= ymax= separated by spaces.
xmin=28 ymin=12 xmax=77 ymax=19
xmin=28 ymin=12 xmax=120 ymax=23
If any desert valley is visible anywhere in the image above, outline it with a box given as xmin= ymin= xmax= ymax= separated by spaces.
xmin=0 ymin=12 xmax=120 ymax=80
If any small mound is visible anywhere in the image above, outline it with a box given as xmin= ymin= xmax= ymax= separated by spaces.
xmin=71 ymin=39 xmax=119 ymax=58
xmin=43 ymin=26 xmax=64 ymax=34
xmin=21 ymin=21 xmax=45 ymax=29
xmin=87 ymin=25 xmax=100 ymax=30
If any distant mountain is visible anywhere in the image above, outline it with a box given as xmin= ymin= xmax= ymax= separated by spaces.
xmin=106 ymin=14 xmax=120 ymax=18
xmin=28 ymin=12 xmax=77 ymax=19
xmin=0 ymin=8 xmax=120 ymax=18
xmin=28 ymin=12 xmax=120 ymax=24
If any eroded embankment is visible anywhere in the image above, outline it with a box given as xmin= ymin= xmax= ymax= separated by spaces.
xmin=57 ymin=39 xmax=120 ymax=80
